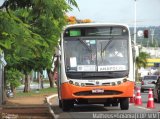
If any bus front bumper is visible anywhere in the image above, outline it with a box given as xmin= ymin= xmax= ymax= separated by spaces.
xmin=60 ymin=81 xmax=134 ymax=99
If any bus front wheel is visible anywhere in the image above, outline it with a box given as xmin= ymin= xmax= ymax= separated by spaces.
xmin=59 ymin=99 xmax=62 ymax=108
xmin=62 ymin=99 xmax=74 ymax=111
xmin=119 ymin=98 xmax=129 ymax=110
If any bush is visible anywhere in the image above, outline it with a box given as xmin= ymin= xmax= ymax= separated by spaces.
xmin=6 ymin=68 xmax=23 ymax=93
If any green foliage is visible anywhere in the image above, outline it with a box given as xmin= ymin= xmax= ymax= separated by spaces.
xmin=135 ymin=51 xmax=150 ymax=82
xmin=0 ymin=0 xmax=78 ymax=91
xmin=6 ymin=68 xmax=23 ymax=89
xmin=136 ymin=52 xmax=150 ymax=69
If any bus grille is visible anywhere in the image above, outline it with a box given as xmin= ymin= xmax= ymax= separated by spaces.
xmin=74 ymin=90 xmax=122 ymax=96
xmin=85 ymin=83 xmax=95 ymax=86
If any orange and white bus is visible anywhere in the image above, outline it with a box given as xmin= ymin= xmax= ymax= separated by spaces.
xmin=57 ymin=23 xmax=135 ymax=111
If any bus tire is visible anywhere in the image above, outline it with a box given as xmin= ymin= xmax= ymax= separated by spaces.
xmin=154 ymin=98 xmax=157 ymax=102
xmin=157 ymin=96 xmax=160 ymax=103
xmin=112 ymin=99 xmax=118 ymax=106
xmin=141 ymin=89 xmax=144 ymax=93
xmin=104 ymin=103 xmax=110 ymax=107
xmin=120 ymin=98 xmax=129 ymax=110
xmin=59 ymin=99 xmax=62 ymax=108
xmin=62 ymin=99 xmax=74 ymax=111
xmin=112 ymin=103 xmax=118 ymax=106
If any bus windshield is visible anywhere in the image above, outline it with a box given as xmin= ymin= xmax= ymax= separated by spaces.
xmin=63 ymin=26 xmax=129 ymax=79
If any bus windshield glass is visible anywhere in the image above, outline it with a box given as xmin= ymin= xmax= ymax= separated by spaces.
xmin=63 ymin=26 xmax=129 ymax=79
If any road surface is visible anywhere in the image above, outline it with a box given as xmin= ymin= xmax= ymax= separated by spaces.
xmin=51 ymin=91 xmax=160 ymax=119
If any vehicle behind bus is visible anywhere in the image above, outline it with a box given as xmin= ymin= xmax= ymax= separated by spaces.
xmin=57 ymin=23 xmax=135 ymax=111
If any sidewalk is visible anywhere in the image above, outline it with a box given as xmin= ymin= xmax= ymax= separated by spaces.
xmin=0 ymin=93 xmax=57 ymax=119
xmin=5 ymin=84 xmax=57 ymax=106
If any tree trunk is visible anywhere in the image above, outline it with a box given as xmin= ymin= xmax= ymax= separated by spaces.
xmin=37 ymin=72 xmax=44 ymax=89
xmin=23 ymin=74 xmax=31 ymax=92
xmin=10 ymin=84 xmax=16 ymax=94
xmin=47 ymin=56 xmax=59 ymax=87
xmin=40 ymin=74 xmax=44 ymax=89
xmin=3 ymin=67 xmax=7 ymax=104
xmin=47 ymin=69 xmax=54 ymax=87
xmin=37 ymin=72 xmax=41 ymax=90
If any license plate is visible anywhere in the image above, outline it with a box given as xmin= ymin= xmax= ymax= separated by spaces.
xmin=92 ymin=89 xmax=104 ymax=93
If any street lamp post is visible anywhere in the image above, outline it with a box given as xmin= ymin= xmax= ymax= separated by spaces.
xmin=133 ymin=0 xmax=138 ymax=82
xmin=134 ymin=0 xmax=137 ymax=45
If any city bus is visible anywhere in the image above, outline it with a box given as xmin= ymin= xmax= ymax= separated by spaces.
xmin=57 ymin=23 xmax=135 ymax=111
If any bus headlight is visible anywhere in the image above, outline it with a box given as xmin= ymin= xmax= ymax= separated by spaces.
xmin=117 ymin=81 xmax=121 ymax=85
xmin=69 ymin=80 xmax=73 ymax=84
xmin=81 ymin=83 xmax=85 ymax=87
xmin=123 ymin=78 xmax=128 ymax=82
xmin=75 ymin=82 xmax=79 ymax=86
xmin=111 ymin=82 xmax=116 ymax=86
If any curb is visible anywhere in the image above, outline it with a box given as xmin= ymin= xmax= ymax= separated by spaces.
xmin=45 ymin=94 xmax=58 ymax=119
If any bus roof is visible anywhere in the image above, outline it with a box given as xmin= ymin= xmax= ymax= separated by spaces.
xmin=64 ymin=23 xmax=129 ymax=30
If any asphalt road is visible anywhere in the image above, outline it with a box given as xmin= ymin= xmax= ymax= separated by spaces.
xmin=51 ymin=91 xmax=160 ymax=119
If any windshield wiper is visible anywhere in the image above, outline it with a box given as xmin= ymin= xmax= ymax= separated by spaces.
xmin=77 ymin=38 xmax=92 ymax=51
xmin=102 ymin=38 xmax=113 ymax=53
xmin=100 ymin=27 xmax=114 ymax=53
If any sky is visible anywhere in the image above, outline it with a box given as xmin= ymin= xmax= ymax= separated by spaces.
xmin=0 ymin=0 xmax=160 ymax=26
xmin=0 ymin=0 xmax=3 ymax=7
xmin=68 ymin=0 xmax=160 ymax=27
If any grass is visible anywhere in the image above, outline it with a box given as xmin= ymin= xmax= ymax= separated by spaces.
xmin=14 ymin=87 xmax=57 ymax=98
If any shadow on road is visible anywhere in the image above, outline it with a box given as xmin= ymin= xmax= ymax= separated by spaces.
xmin=71 ymin=104 xmax=109 ymax=112
xmin=51 ymin=104 xmax=121 ymax=114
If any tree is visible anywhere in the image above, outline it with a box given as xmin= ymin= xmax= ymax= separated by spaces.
xmin=0 ymin=10 xmax=42 ymax=92
xmin=0 ymin=0 xmax=78 ymax=92
xmin=6 ymin=68 xmax=23 ymax=94
xmin=135 ymin=51 xmax=150 ymax=81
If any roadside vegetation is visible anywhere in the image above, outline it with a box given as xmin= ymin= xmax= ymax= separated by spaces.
xmin=0 ymin=0 xmax=94 ymax=104
xmin=0 ymin=0 xmax=78 ymax=96
xmin=14 ymin=87 xmax=57 ymax=98
xmin=135 ymin=51 xmax=150 ymax=82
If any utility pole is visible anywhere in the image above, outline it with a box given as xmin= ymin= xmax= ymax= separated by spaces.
xmin=133 ymin=0 xmax=137 ymax=82
xmin=134 ymin=0 xmax=137 ymax=45
xmin=0 ymin=64 xmax=3 ymax=105
xmin=0 ymin=53 xmax=7 ymax=105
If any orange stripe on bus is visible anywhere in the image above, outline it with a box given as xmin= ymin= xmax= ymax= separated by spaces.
xmin=60 ymin=81 xmax=134 ymax=99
